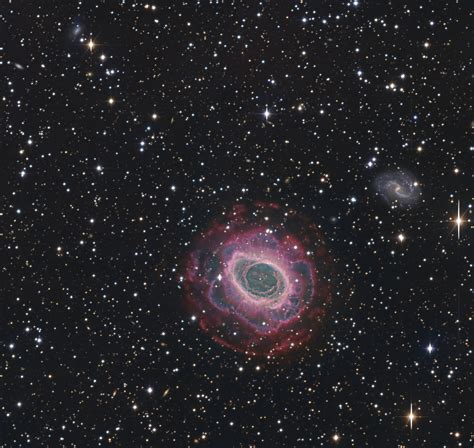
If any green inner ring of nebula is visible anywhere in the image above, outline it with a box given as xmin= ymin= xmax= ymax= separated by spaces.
xmin=234 ymin=259 xmax=286 ymax=300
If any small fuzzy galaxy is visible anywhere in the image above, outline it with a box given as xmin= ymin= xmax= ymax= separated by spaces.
xmin=183 ymin=203 xmax=332 ymax=356
xmin=374 ymin=169 xmax=421 ymax=208
xmin=3 ymin=2 xmax=471 ymax=448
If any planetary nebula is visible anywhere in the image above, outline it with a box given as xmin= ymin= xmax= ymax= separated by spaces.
xmin=183 ymin=203 xmax=332 ymax=356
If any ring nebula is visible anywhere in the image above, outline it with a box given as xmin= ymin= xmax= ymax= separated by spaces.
xmin=183 ymin=202 xmax=333 ymax=356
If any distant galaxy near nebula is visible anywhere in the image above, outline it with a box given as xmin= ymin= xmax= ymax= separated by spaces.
xmin=3 ymin=1 xmax=471 ymax=448
xmin=374 ymin=169 xmax=421 ymax=208
xmin=184 ymin=203 xmax=332 ymax=356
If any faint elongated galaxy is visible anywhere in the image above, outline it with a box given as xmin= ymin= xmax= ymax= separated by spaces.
xmin=183 ymin=203 xmax=333 ymax=356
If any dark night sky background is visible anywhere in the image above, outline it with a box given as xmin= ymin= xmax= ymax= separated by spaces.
xmin=2 ymin=1 xmax=472 ymax=447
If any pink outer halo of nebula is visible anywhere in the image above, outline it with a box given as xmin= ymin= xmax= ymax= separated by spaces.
xmin=183 ymin=202 xmax=333 ymax=356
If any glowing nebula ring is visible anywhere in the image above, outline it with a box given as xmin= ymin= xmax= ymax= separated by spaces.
xmin=183 ymin=203 xmax=332 ymax=356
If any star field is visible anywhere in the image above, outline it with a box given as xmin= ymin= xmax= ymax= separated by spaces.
xmin=2 ymin=1 xmax=472 ymax=447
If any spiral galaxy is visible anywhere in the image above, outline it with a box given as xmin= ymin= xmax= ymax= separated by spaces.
xmin=183 ymin=203 xmax=332 ymax=356
xmin=374 ymin=170 xmax=421 ymax=207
